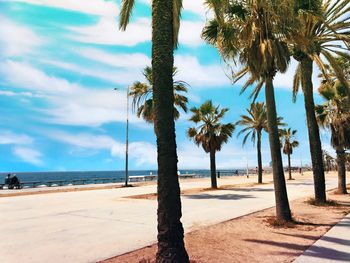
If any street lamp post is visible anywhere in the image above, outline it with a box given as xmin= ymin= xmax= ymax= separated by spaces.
xmin=125 ymin=86 xmax=130 ymax=187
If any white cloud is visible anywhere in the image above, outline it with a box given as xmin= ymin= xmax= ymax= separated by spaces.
xmin=67 ymin=17 xmax=151 ymax=46
xmin=0 ymin=130 xmax=33 ymax=145
xmin=179 ymin=20 xmax=205 ymax=47
xmin=0 ymin=16 xmax=43 ymax=57
xmin=0 ymin=60 xmax=144 ymax=126
xmin=8 ymin=0 xmax=118 ymax=17
xmin=175 ymin=55 xmax=230 ymax=87
xmin=42 ymin=59 xmax=145 ymax=86
xmin=13 ymin=146 xmax=43 ymax=166
xmin=47 ymin=131 xmax=122 ymax=150
xmin=274 ymin=58 xmax=321 ymax=91
xmin=177 ymin=140 xmax=269 ymax=170
xmin=140 ymin=0 xmax=207 ymax=17
xmin=183 ymin=1 xmax=207 ymax=17
xmin=45 ymin=130 xmax=157 ymax=167
xmin=76 ymin=48 xmax=150 ymax=68
xmin=0 ymin=60 xmax=79 ymax=94
xmin=128 ymin=142 xmax=157 ymax=166
xmin=66 ymin=9 xmax=206 ymax=47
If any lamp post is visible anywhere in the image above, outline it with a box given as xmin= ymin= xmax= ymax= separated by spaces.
xmin=114 ymin=87 xmax=130 ymax=187
xmin=125 ymin=86 xmax=130 ymax=187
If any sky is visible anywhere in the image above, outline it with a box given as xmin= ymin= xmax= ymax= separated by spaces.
xmin=0 ymin=0 xmax=334 ymax=172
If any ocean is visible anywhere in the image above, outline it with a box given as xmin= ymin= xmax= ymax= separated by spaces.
xmin=0 ymin=169 xmax=247 ymax=186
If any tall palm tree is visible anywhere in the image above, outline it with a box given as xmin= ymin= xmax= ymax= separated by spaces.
xmin=280 ymin=128 xmax=299 ymax=180
xmin=236 ymin=102 xmax=284 ymax=183
xmin=120 ymin=0 xmax=189 ymax=261
xmin=129 ymin=66 xmax=188 ymax=123
xmin=202 ymin=0 xmax=293 ymax=222
xmin=346 ymin=152 xmax=350 ymax=171
xmin=316 ymin=80 xmax=350 ymax=194
xmin=290 ymin=0 xmax=350 ymax=203
xmin=187 ymin=100 xmax=235 ymax=189
xmin=236 ymin=102 xmax=267 ymax=184
xmin=323 ymin=150 xmax=336 ymax=172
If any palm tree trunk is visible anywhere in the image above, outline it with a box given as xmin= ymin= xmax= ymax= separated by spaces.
xmin=210 ymin=150 xmax=218 ymax=189
xmin=288 ymin=153 xmax=292 ymax=180
xmin=265 ymin=76 xmax=292 ymax=222
xmin=336 ymin=147 xmax=348 ymax=194
xmin=257 ymin=130 xmax=263 ymax=184
xmin=300 ymin=57 xmax=326 ymax=203
xmin=152 ymin=0 xmax=189 ymax=261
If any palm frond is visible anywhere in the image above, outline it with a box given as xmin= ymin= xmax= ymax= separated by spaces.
xmin=119 ymin=0 xmax=135 ymax=30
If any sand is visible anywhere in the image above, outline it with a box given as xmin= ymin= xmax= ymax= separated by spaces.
xmin=102 ymin=188 xmax=350 ymax=263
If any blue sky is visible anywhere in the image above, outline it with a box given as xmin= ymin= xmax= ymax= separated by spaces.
xmin=0 ymin=0 xmax=333 ymax=172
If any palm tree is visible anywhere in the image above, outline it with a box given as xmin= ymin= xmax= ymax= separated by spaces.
xmin=119 ymin=0 xmax=189 ymax=261
xmin=236 ymin=102 xmax=267 ymax=184
xmin=202 ymin=0 xmax=293 ymax=222
xmin=236 ymin=102 xmax=284 ymax=184
xmin=187 ymin=101 xmax=235 ymax=189
xmin=290 ymin=0 xmax=350 ymax=203
xmin=346 ymin=152 xmax=350 ymax=171
xmin=316 ymin=80 xmax=350 ymax=194
xmin=280 ymin=128 xmax=299 ymax=180
xmin=129 ymin=66 xmax=188 ymax=123
xmin=322 ymin=150 xmax=336 ymax=172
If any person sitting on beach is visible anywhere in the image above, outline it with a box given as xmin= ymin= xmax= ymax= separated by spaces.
xmin=4 ymin=174 xmax=11 ymax=185
xmin=8 ymin=174 xmax=21 ymax=189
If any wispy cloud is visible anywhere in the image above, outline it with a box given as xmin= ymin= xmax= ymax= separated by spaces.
xmin=8 ymin=0 xmax=118 ymax=17
xmin=140 ymin=0 xmax=207 ymax=17
xmin=67 ymin=16 xmax=206 ymax=47
xmin=67 ymin=17 xmax=151 ymax=46
xmin=13 ymin=146 xmax=43 ymax=166
xmin=0 ymin=130 xmax=33 ymax=145
xmin=76 ymin=48 xmax=150 ymax=68
xmin=0 ymin=60 xmax=145 ymax=126
xmin=175 ymin=55 xmax=230 ymax=87
xmin=0 ymin=16 xmax=43 ymax=57
xmin=46 ymin=130 xmax=157 ymax=167
xmin=41 ymin=59 xmax=145 ymax=86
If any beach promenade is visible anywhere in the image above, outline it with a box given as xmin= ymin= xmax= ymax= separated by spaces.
xmin=0 ymin=172 xmax=347 ymax=263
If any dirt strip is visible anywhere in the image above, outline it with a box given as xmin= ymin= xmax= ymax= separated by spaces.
xmin=102 ymin=188 xmax=350 ymax=263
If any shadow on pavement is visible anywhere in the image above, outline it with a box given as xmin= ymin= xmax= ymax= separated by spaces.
xmin=184 ymin=193 xmax=255 ymax=200
xmin=275 ymin=232 xmax=350 ymax=246
xmin=223 ymin=187 xmax=274 ymax=192
xmin=245 ymin=237 xmax=350 ymax=261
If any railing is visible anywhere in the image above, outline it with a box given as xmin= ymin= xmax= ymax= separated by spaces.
xmin=0 ymin=178 xmax=124 ymax=189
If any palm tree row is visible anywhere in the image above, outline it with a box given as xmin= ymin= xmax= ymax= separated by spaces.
xmin=316 ymin=72 xmax=350 ymax=194
xmin=201 ymin=0 xmax=350 ymax=220
xmin=119 ymin=0 xmax=349 ymax=260
xmin=202 ymin=0 xmax=294 ymax=222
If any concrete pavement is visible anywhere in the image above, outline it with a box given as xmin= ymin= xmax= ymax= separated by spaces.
xmin=0 ymin=172 xmax=346 ymax=263
xmin=294 ymin=214 xmax=350 ymax=263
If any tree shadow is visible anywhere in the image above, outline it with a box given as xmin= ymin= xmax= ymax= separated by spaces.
xmin=287 ymin=182 xmax=315 ymax=186
xmin=223 ymin=187 xmax=274 ymax=192
xmin=297 ymin=245 xmax=350 ymax=261
xmin=184 ymin=193 xmax=255 ymax=200
xmin=275 ymin=232 xmax=350 ymax=246
xmin=245 ymin=238 xmax=350 ymax=261
xmin=244 ymin=239 xmax=306 ymax=251
xmin=335 ymin=217 xmax=350 ymax=227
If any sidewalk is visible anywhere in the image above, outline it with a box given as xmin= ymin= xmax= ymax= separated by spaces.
xmin=294 ymin=214 xmax=350 ymax=263
xmin=0 ymin=172 xmax=345 ymax=263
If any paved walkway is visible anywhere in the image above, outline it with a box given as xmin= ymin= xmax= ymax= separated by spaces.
xmin=0 ymin=173 xmax=346 ymax=263
xmin=294 ymin=214 xmax=350 ymax=263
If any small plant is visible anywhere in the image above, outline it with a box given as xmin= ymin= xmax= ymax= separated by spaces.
xmin=306 ymin=198 xmax=339 ymax=207
xmin=264 ymin=216 xmax=296 ymax=228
